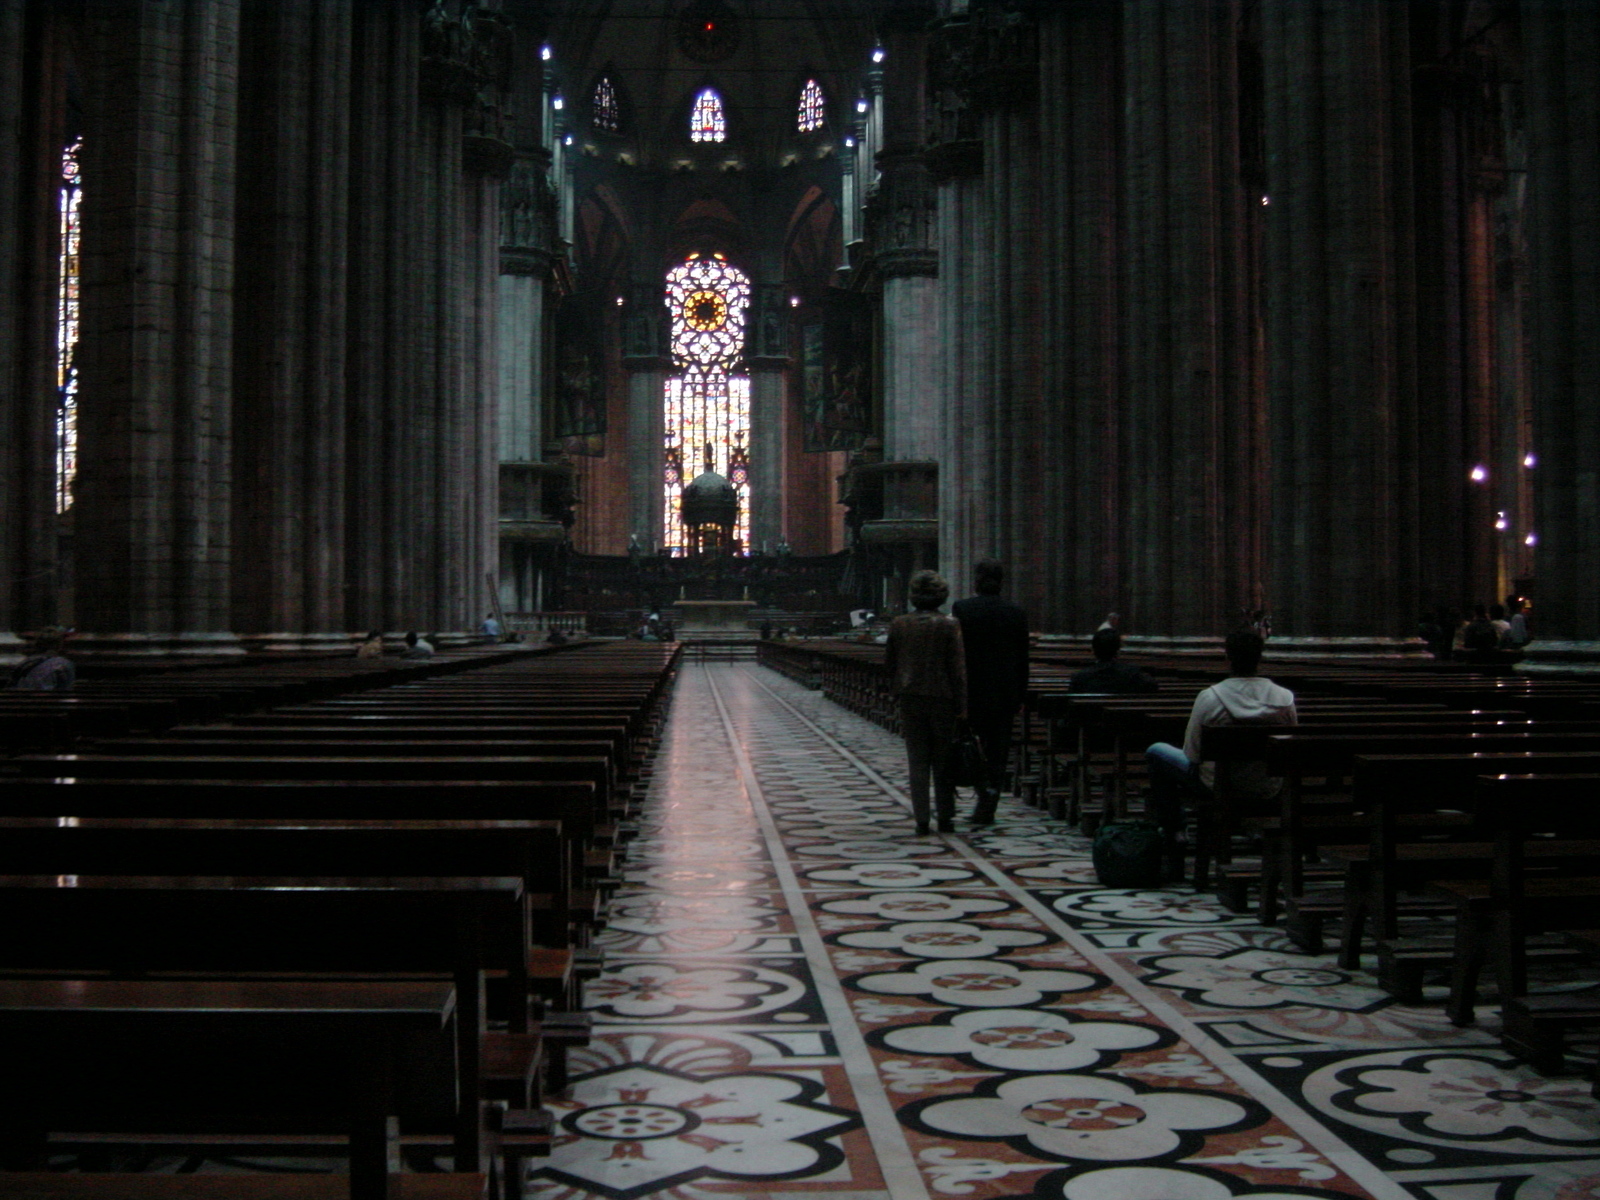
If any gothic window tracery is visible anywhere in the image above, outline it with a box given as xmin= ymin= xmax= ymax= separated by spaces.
xmin=663 ymin=254 xmax=750 ymax=555
xmin=798 ymin=78 xmax=825 ymax=133
xmin=57 ymin=138 xmax=81 ymax=515
xmin=690 ymin=88 xmax=726 ymax=142
xmin=593 ymin=75 xmax=619 ymax=132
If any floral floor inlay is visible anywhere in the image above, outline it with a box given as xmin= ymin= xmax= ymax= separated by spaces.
xmin=526 ymin=663 xmax=1598 ymax=1200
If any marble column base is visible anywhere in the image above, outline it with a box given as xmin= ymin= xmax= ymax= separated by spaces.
xmin=1517 ymin=641 xmax=1600 ymax=674
xmin=237 ymin=632 xmax=366 ymax=654
xmin=65 ymin=632 xmax=248 ymax=658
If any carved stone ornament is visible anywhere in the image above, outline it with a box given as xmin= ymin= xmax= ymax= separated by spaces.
xmin=676 ymin=0 xmax=740 ymax=63
xmin=500 ymin=153 xmax=559 ymax=270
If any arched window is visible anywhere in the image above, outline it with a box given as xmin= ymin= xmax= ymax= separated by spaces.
xmin=690 ymin=87 xmax=725 ymax=143
xmin=57 ymin=138 xmax=81 ymax=515
xmin=593 ymin=76 xmax=619 ymax=132
xmin=798 ymin=78 xmax=825 ymax=133
xmin=663 ymin=253 xmax=750 ymax=555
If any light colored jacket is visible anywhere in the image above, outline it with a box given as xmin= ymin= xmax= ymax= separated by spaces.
xmin=1182 ymin=675 xmax=1298 ymax=796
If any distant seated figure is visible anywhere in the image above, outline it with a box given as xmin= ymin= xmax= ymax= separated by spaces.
xmin=1145 ymin=628 xmax=1297 ymax=872
xmin=1096 ymin=611 xmax=1120 ymax=632
xmin=402 ymin=631 xmax=434 ymax=659
xmin=1503 ymin=596 xmax=1530 ymax=648
xmin=1069 ymin=629 xmax=1158 ymax=694
xmin=356 ymin=630 xmax=385 ymax=659
xmin=1460 ymin=604 xmax=1499 ymax=660
xmin=8 ymin=626 xmax=75 ymax=691
xmin=480 ymin=612 xmax=503 ymax=644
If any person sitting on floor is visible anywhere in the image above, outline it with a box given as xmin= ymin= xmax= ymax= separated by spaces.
xmin=1144 ymin=627 xmax=1296 ymax=877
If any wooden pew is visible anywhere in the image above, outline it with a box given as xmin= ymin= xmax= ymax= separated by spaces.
xmin=0 ymin=978 xmax=463 ymax=1200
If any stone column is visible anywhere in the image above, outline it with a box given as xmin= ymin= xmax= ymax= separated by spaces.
xmin=748 ymin=359 xmax=788 ymax=555
xmin=230 ymin=0 xmax=351 ymax=647
xmin=346 ymin=4 xmax=422 ymax=632
xmin=1522 ymin=1 xmax=1600 ymax=658
xmin=74 ymin=0 xmax=241 ymax=651
xmin=0 ymin=1 xmax=69 ymax=642
xmin=1119 ymin=0 xmax=1259 ymax=638
xmin=927 ymin=12 xmax=988 ymax=604
xmin=1035 ymin=1 xmax=1122 ymax=633
xmin=1262 ymin=0 xmax=1421 ymax=642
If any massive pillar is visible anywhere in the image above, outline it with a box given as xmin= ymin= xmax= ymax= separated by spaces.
xmin=1522 ymin=1 xmax=1600 ymax=659
xmin=928 ymin=12 xmax=990 ymax=607
xmin=1119 ymin=0 xmax=1260 ymax=638
xmin=230 ymin=0 xmax=351 ymax=646
xmin=1262 ymin=0 xmax=1420 ymax=642
xmin=748 ymin=360 xmax=788 ymax=556
xmin=74 ymin=0 xmax=241 ymax=650
xmin=346 ymin=4 xmax=422 ymax=632
xmin=0 ymin=1 xmax=69 ymax=643
xmin=1036 ymin=1 xmax=1122 ymax=634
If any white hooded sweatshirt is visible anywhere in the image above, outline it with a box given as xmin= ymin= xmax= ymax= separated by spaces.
xmin=1181 ymin=675 xmax=1298 ymax=796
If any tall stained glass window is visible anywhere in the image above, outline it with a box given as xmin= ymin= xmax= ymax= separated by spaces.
xmin=663 ymin=253 xmax=750 ymax=555
xmin=593 ymin=76 xmax=619 ymax=132
xmin=57 ymin=139 xmax=81 ymax=515
xmin=798 ymin=79 xmax=825 ymax=133
xmin=690 ymin=88 xmax=725 ymax=142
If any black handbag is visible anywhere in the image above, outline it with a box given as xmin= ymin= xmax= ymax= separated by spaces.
xmin=950 ymin=728 xmax=988 ymax=788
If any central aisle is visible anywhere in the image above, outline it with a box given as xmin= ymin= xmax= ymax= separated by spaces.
xmin=527 ymin=664 xmax=1599 ymax=1200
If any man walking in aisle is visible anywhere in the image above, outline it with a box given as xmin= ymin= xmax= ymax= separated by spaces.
xmin=952 ymin=560 xmax=1030 ymax=827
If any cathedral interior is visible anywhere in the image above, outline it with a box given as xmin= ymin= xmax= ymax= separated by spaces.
xmin=4 ymin=3 xmax=1600 ymax=1200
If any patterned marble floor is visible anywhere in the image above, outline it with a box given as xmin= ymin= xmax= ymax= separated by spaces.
xmin=529 ymin=663 xmax=1600 ymax=1200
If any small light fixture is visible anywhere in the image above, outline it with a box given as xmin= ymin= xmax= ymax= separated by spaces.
xmin=1470 ymin=464 xmax=1488 ymax=483
xmin=564 ymin=134 xmax=573 ymax=146
xmin=541 ymin=45 xmax=552 ymax=61
xmin=872 ymin=46 xmax=885 ymax=63
xmin=856 ymin=98 xmax=869 ymax=113
xmin=1261 ymin=195 xmax=1270 ymax=206
xmin=844 ymin=136 xmax=855 ymax=148
xmin=789 ymin=296 xmax=801 ymax=308
xmin=553 ymin=95 xmax=564 ymax=110
xmin=615 ymin=296 xmax=625 ymax=307
xmin=1525 ymin=532 xmax=1539 ymax=546
xmin=1494 ymin=511 xmax=1508 ymax=531
xmin=1524 ymin=453 xmax=1537 ymax=468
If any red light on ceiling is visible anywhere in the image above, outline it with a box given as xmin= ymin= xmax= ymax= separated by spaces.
xmin=705 ymin=21 xmax=714 ymax=30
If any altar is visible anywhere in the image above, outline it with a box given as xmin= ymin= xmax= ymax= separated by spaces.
xmin=670 ymin=599 xmax=759 ymax=640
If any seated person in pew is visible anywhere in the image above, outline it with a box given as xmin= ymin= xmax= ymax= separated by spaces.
xmin=1068 ymin=628 xmax=1159 ymax=694
xmin=1144 ymin=627 xmax=1297 ymax=861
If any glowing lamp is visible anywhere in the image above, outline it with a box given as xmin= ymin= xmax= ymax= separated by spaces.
xmin=1470 ymin=464 xmax=1488 ymax=483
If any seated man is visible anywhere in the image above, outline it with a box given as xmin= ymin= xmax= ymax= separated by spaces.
xmin=1068 ymin=628 xmax=1159 ymax=694
xmin=1144 ymin=628 xmax=1296 ymax=868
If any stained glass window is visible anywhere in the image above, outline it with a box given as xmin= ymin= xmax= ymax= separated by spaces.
xmin=662 ymin=254 xmax=750 ymax=555
xmin=798 ymin=79 xmax=825 ymax=133
xmin=593 ymin=76 xmax=619 ymax=132
xmin=690 ymin=88 xmax=725 ymax=143
xmin=57 ymin=138 xmax=81 ymax=515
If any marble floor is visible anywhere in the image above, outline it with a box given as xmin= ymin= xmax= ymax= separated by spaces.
xmin=530 ymin=663 xmax=1600 ymax=1200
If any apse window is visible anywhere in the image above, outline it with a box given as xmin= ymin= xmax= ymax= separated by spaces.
xmin=690 ymin=88 xmax=725 ymax=143
xmin=798 ymin=79 xmax=825 ymax=133
xmin=57 ymin=137 xmax=81 ymax=515
xmin=593 ymin=76 xmax=619 ymax=132
xmin=662 ymin=254 xmax=750 ymax=555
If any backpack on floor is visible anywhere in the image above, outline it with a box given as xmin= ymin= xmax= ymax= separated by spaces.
xmin=1091 ymin=819 xmax=1165 ymax=888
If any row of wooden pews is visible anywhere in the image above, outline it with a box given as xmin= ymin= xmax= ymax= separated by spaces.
xmin=0 ymin=640 xmax=681 ymax=1199
xmin=1029 ymin=655 xmax=1600 ymax=1084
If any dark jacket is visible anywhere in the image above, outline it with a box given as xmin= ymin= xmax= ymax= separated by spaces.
xmin=1068 ymin=658 xmax=1159 ymax=695
xmin=885 ymin=610 xmax=967 ymax=709
xmin=951 ymin=593 xmax=1029 ymax=716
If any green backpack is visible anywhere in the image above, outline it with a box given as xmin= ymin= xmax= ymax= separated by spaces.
xmin=1091 ymin=819 xmax=1166 ymax=888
